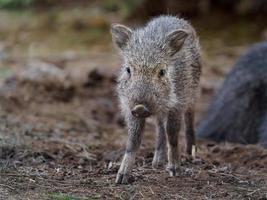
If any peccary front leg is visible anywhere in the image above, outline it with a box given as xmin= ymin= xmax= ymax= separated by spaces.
xmin=185 ymin=108 xmax=196 ymax=157
xmin=152 ymin=119 xmax=166 ymax=169
xmin=166 ymin=110 xmax=181 ymax=176
xmin=116 ymin=114 xmax=145 ymax=184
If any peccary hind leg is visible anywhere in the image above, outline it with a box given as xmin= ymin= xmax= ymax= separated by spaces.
xmin=185 ymin=108 xmax=196 ymax=156
xmin=152 ymin=120 xmax=166 ymax=169
xmin=166 ymin=110 xmax=181 ymax=176
xmin=116 ymin=115 xmax=145 ymax=184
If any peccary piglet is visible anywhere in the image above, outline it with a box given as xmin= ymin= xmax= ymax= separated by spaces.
xmin=198 ymin=42 xmax=267 ymax=148
xmin=111 ymin=16 xmax=201 ymax=184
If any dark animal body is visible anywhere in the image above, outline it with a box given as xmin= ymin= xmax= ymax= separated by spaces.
xmin=198 ymin=42 xmax=267 ymax=148
xmin=111 ymin=16 xmax=201 ymax=184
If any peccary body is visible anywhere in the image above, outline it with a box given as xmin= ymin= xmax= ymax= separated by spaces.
xmin=198 ymin=42 xmax=267 ymax=148
xmin=111 ymin=16 xmax=201 ymax=184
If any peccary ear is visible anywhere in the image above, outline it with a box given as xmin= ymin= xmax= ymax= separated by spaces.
xmin=165 ymin=29 xmax=188 ymax=55
xmin=111 ymin=24 xmax=132 ymax=50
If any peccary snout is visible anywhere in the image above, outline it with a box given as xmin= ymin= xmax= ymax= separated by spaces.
xmin=131 ymin=104 xmax=151 ymax=118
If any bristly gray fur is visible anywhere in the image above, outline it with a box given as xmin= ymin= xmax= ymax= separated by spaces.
xmin=197 ymin=41 xmax=267 ymax=148
xmin=114 ymin=16 xmax=201 ymax=116
xmin=111 ymin=15 xmax=202 ymax=184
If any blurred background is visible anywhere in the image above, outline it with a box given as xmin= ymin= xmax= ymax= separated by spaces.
xmin=0 ymin=1 xmax=267 ymax=199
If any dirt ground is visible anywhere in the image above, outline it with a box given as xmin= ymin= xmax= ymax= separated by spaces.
xmin=0 ymin=8 xmax=267 ymax=200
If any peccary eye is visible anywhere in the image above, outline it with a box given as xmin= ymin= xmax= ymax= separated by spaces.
xmin=126 ymin=67 xmax=131 ymax=75
xmin=159 ymin=69 xmax=166 ymax=77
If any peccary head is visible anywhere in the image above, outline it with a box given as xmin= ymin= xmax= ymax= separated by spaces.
xmin=111 ymin=23 xmax=188 ymax=118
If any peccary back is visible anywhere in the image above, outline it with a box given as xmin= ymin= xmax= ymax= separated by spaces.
xmin=197 ymin=42 xmax=267 ymax=148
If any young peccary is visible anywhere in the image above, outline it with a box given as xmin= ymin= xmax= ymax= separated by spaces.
xmin=111 ymin=16 xmax=201 ymax=184
xmin=198 ymin=42 xmax=267 ymax=148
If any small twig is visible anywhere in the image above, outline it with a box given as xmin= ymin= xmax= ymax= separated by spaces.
xmin=0 ymin=173 xmax=90 ymax=186
xmin=247 ymin=189 xmax=260 ymax=196
xmin=0 ymin=183 xmax=15 ymax=190
xmin=119 ymin=191 xmax=127 ymax=200
xmin=0 ymin=173 xmax=31 ymax=178
xmin=175 ymin=194 xmax=188 ymax=200
xmin=149 ymin=186 xmax=154 ymax=195
xmin=130 ymin=192 xmax=138 ymax=200
xmin=208 ymin=171 xmax=243 ymax=182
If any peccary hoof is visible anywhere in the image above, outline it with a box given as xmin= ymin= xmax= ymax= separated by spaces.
xmin=115 ymin=173 xmax=134 ymax=184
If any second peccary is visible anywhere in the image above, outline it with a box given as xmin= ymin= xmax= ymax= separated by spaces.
xmin=198 ymin=42 xmax=267 ymax=148
xmin=111 ymin=16 xmax=201 ymax=184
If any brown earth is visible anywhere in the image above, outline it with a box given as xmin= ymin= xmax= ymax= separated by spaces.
xmin=0 ymin=47 xmax=266 ymax=200
xmin=0 ymin=5 xmax=266 ymax=199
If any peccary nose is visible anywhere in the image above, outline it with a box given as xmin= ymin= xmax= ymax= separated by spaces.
xmin=131 ymin=104 xmax=151 ymax=118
